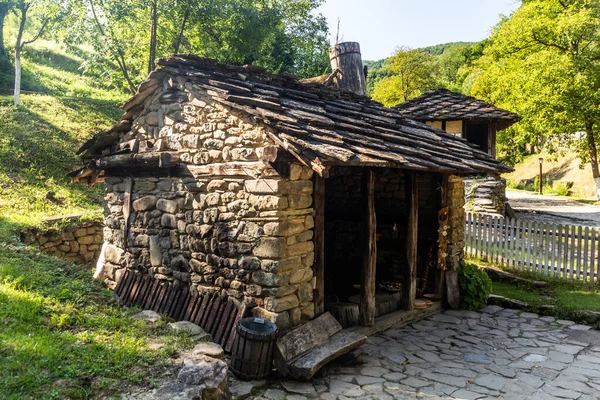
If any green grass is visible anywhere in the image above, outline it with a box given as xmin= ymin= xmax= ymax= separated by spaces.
xmin=0 ymin=39 xmax=179 ymax=399
xmin=0 ymin=39 xmax=127 ymax=238
xmin=0 ymin=246 xmax=194 ymax=399
xmin=483 ymin=261 xmax=600 ymax=315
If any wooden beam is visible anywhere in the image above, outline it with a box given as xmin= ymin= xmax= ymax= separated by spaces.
xmin=95 ymin=151 xmax=180 ymax=169
xmin=403 ymin=172 xmax=418 ymax=310
xmin=314 ymin=175 xmax=326 ymax=316
xmin=488 ymin=121 xmax=497 ymax=159
xmin=359 ymin=168 xmax=376 ymax=327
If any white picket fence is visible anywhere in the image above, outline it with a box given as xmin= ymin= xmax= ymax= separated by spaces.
xmin=465 ymin=212 xmax=600 ymax=282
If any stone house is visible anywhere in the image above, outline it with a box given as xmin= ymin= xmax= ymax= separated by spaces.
xmin=394 ymin=89 xmax=520 ymax=216
xmin=72 ymin=55 xmax=509 ymax=330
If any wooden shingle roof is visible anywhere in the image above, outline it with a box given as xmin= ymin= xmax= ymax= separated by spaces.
xmin=394 ymin=89 xmax=520 ymax=130
xmin=76 ymin=56 xmax=511 ymax=179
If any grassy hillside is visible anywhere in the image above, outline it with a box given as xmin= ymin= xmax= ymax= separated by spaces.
xmin=0 ymin=40 xmax=126 ymax=239
xmin=503 ymin=151 xmax=597 ymax=199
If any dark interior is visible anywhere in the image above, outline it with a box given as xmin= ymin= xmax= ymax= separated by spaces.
xmin=322 ymin=167 xmax=441 ymax=323
xmin=465 ymin=122 xmax=489 ymax=154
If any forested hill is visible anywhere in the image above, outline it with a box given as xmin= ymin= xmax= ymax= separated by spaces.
xmin=364 ymin=41 xmax=477 ymax=97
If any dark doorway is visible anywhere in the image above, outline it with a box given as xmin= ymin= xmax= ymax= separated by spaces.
xmin=466 ymin=122 xmax=489 ymax=154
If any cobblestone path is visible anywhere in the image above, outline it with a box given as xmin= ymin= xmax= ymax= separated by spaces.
xmin=231 ymin=306 xmax=600 ymax=399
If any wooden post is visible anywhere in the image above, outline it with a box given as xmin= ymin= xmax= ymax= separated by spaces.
xmin=329 ymin=42 xmax=367 ymax=96
xmin=360 ymin=168 xmax=376 ymax=327
xmin=488 ymin=121 xmax=497 ymax=159
xmin=314 ymin=175 xmax=326 ymax=316
xmin=403 ymin=172 xmax=418 ymax=310
xmin=436 ymin=175 xmax=449 ymax=295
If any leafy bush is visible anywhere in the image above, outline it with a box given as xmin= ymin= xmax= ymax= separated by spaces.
xmin=457 ymin=263 xmax=492 ymax=310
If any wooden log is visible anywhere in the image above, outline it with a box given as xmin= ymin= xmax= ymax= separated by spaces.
xmin=445 ymin=270 xmax=460 ymax=310
xmin=403 ymin=172 xmax=418 ymax=311
xmin=329 ymin=42 xmax=367 ymax=96
xmin=287 ymin=330 xmax=367 ymax=380
xmin=314 ymin=175 xmax=326 ymax=316
xmin=360 ymin=168 xmax=377 ymax=326
xmin=326 ymin=302 xmax=359 ymax=328
xmin=96 ymin=152 xmax=180 ymax=169
xmin=276 ymin=312 xmax=342 ymax=364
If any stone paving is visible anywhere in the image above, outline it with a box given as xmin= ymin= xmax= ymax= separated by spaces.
xmin=230 ymin=306 xmax=600 ymax=399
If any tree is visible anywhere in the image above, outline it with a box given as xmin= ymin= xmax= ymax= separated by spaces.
xmin=469 ymin=0 xmax=600 ymax=198
xmin=13 ymin=0 xmax=58 ymax=106
xmin=0 ymin=1 xmax=14 ymax=59
xmin=371 ymin=48 xmax=440 ymax=107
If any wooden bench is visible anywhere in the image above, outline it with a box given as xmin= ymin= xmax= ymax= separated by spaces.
xmin=274 ymin=312 xmax=367 ymax=380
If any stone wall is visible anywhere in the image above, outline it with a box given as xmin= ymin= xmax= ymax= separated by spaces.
xmin=446 ymin=175 xmax=466 ymax=269
xmin=22 ymin=215 xmax=104 ymax=265
xmin=101 ymin=92 xmax=316 ymax=329
xmin=465 ymin=177 xmax=507 ymax=216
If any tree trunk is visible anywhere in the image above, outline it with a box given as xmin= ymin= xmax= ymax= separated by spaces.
xmin=173 ymin=4 xmax=190 ymax=54
xmin=148 ymin=0 xmax=158 ymax=74
xmin=585 ymin=122 xmax=600 ymax=200
xmin=14 ymin=4 xmax=27 ymax=107
xmin=0 ymin=2 xmax=12 ymax=58
xmin=329 ymin=42 xmax=367 ymax=96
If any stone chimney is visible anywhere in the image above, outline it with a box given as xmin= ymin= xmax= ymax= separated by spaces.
xmin=329 ymin=42 xmax=367 ymax=96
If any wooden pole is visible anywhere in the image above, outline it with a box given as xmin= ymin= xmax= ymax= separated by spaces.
xmin=314 ymin=175 xmax=326 ymax=316
xmin=403 ymin=172 xmax=418 ymax=310
xmin=329 ymin=42 xmax=367 ymax=96
xmin=435 ymin=174 xmax=449 ymax=296
xmin=360 ymin=168 xmax=376 ymax=327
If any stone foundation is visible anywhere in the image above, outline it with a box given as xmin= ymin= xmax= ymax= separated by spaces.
xmin=22 ymin=214 xmax=104 ymax=265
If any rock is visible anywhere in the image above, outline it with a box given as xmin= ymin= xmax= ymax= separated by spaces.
xmin=487 ymin=294 xmax=528 ymax=310
xmin=169 ymin=321 xmax=211 ymax=341
xmin=244 ymin=179 xmax=281 ymax=194
xmin=253 ymin=237 xmax=286 ymax=259
xmin=177 ymin=355 xmax=229 ymax=399
xmin=133 ymin=195 xmax=157 ymax=211
xmin=464 ymin=353 xmax=490 ymax=364
xmin=157 ymin=198 xmax=179 ymax=214
xmin=188 ymin=342 xmax=224 ymax=360
xmin=131 ymin=310 xmax=162 ymax=323
xmin=280 ymin=381 xmax=317 ymax=396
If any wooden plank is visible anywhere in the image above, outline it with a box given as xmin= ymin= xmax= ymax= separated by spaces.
xmin=200 ymin=294 xmax=217 ymax=329
xmin=543 ymin=224 xmax=550 ymax=276
xmin=520 ymin=220 xmax=526 ymax=271
xmin=173 ymin=286 xmax=190 ymax=321
xmin=211 ymin=296 xmax=229 ymax=338
xmin=532 ymin=221 xmax=538 ymax=273
xmin=402 ymin=171 xmax=418 ymax=312
xmin=287 ymin=331 xmax=368 ymax=380
xmin=144 ymin=279 xmax=160 ymax=310
xmin=509 ymin=218 xmax=516 ymax=269
xmin=126 ymin=273 xmax=142 ymax=306
xmin=220 ymin=302 xmax=240 ymax=348
xmin=570 ymin=225 xmax=576 ymax=280
xmin=351 ymin=301 xmax=443 ymax=337
xmin=194 ymin=293 xmax=211 ymax=326
xmin=525 ymin=221 xmax=533 ymax=272
xmin=314 ymin=175 xmax=325 ymax=316
xmin=215 ymin=300 xmax=235 ymax=344
xmin=205 ymin=294 xmax=223 ymax=333
xmin=482 ymin=215 xmax=487 ymax=260
xmin=577 ymin=226 xmax=583 ymax=281
xmin=476 ymin=214 xmax=482 ymax=259
xmin=494 ymin=215 xmax=500 ymax=264
xmin=550 ymin=224 xmax=557 ymax=277
xmin=225 ymin=302 xmax=248 ymax=353
xmin=592 ymin=229 xmax=597 ymax=284
xmin=113 ymin=269 xmax=129 ymax=298
xmin=183 ymin=290 xmax=198 ymax=321
xmin=584 ymin=227 xmax=590 ymax=283
xmin=466 ymin=213 xmax=472 ymax=257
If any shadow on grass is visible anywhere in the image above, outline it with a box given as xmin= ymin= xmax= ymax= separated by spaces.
xmin=0 ymin=97 xmax=120 ymax=216
xmin=0 ymin=243 xmax=190 ymax=399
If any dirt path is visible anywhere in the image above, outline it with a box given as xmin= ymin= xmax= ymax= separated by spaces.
xmin=507 ymin=190 xmax=600 ymax=227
